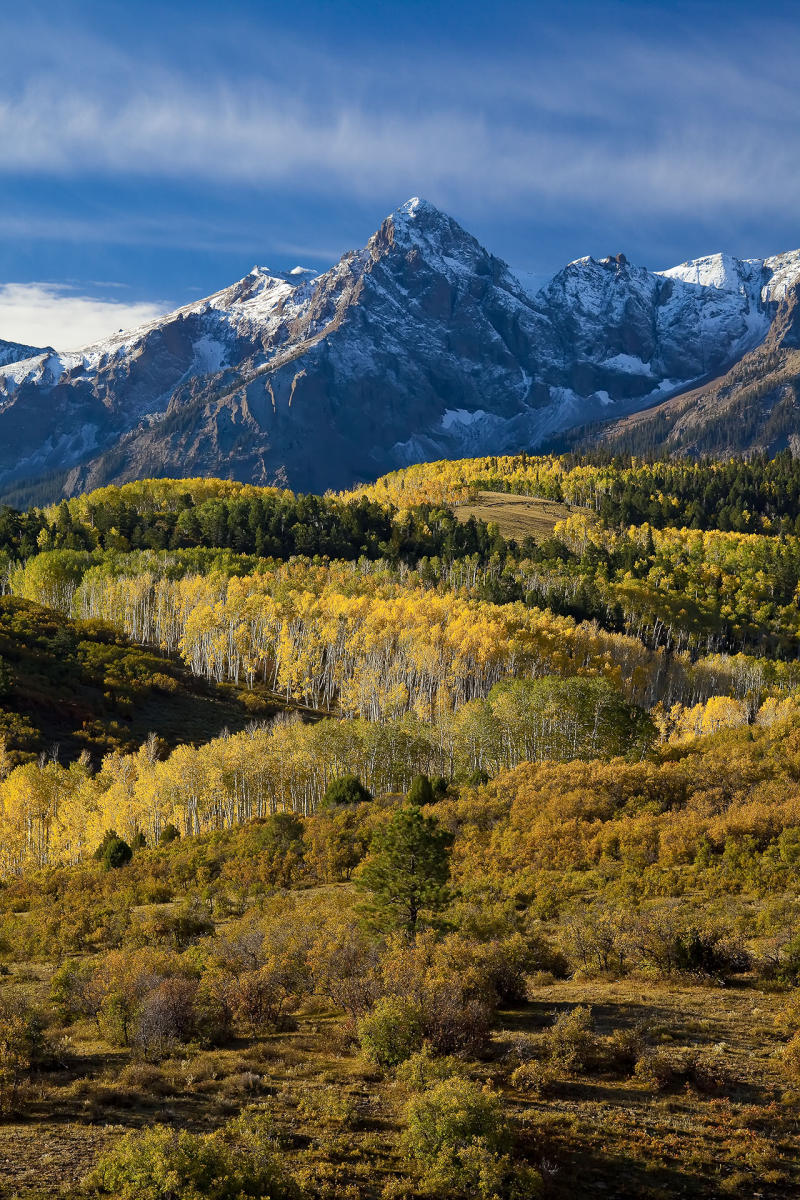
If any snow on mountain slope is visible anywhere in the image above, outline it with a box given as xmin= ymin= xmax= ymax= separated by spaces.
xmin=0 ymin=199 xmax=797 ymax=502
xmin=763 ymin=250 xmax=800 ymax=302
xmin=660 ymin=247 xmax=800 ymax=312
xmin=0 ymin=337 xmax=49 ymax=369
xmin=0 ymin=265 xmax=318 ymax=393
xmin=594 ymin=283 xmax=800 ymax=461
xmin=660 ymin=252 xmax=763 ymax=295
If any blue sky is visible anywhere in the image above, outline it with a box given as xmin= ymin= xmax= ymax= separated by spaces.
xmin=1 ymin=0 xmax=799 ymax=349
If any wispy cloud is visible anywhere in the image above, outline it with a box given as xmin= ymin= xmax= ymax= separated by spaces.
xmin=0 ymin=14 xmax=799 ymax=224
xmin=0 ymin=283 xmax=168 ymax=352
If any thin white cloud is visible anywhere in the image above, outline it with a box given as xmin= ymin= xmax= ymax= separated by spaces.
xmin=0 ymin=283 xmax=168 ymax=352
xmin=0 ymin=17 xmax=798 ymax=225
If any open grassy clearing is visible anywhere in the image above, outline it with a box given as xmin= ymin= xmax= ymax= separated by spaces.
xmin=453 ymin=491 xmax=576 ymax=542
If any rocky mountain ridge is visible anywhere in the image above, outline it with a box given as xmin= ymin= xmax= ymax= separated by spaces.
xmin=589 ymin=284 xmax=800 ymax=459
xmin=1 ymin=198 xmax=798 ymax=503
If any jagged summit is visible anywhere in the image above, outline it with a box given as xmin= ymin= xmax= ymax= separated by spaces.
xmin=3 ymin=200 xmax=800 ymax=503
xmin=374 ymin=195 xmax=484 ymax=255
xmin=660 ymin=248 xmax=800 ymax=305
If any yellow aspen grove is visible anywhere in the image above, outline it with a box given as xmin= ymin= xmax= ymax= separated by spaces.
xmin=66 ymin=562 xmax=668 ymax=718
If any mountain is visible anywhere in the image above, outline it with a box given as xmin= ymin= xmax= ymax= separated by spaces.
xmin=0 ymin=336 xmax=49 ymax=368
xmin=582 ymin=253 xmax=800 ymax=459
xmin=1 ymin=199 xmax=799 ymax=503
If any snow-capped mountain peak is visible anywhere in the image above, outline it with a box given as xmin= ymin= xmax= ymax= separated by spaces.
xmin=660 ymin=248 xmax=800 ymax=309
xmin=2 ymin=201 xmax=800 ymax=502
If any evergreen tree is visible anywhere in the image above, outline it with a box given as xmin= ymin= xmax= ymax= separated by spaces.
xmin=357 ymin=804 xmax=453 ymax=934
xmin=407 ymin=774 xmax=434 ymax=806
xmin=321 ymin=775 xmax=372 ymax=807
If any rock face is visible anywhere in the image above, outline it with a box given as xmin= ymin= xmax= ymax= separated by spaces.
xmin=0 ymin=337 xmax=49 ymax=368
xmin=1 ymin=198 xmax=799 ymax=502
xmin=589 ymin=284 xmax=800 ymax=460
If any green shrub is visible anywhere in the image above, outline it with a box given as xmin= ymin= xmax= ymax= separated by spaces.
xmin=606 ymin=1026 xmax=645 ymax=1074
xmin=407 ymin=775 xmax=434 ymax=806
xmin=86 ymin=1120 xmax=298 ymax=1199
xmin=634 ymin=1048 xmax=679 ymax=1091
xmin=321 ymin=775 xmax=372 ymax=807
xmin=159 ymin=823 xmax=181 ymax=845
xmin=357 ymin=996 xmax=424 ymax=1067
xmin=545 ymin=1005 xmax=600 ymax=1073
xmin=781 ymin=1033 xmax=800 ymax=1081
xmin=50 ymin=959 xmax=97 ymax=1023
xmin=93 ymin=829 xmax=132 ymax=869
xmin=395 ymin=1046 xmax=466 ymax=1091
xmin=126 ymin=899 xmax=214 ymax=950
xmin=296 ymin=1085 xmax=358 ymax=1127
xmin=401 ymin=1077 xmax=540 ymax=1198
xmin=103 ymin=837 xmax=133 ymax=870
xmin=634 ymin=910 xmax=750 ymax=980
xmin=0 ymin=997 xmax=49 ymax=1113
xmin=510 ymin=1058 xmax=557 ymax=1097
xmin=431 ymin=776 xmax=449 ymax=801
xmin=0 ymin=655 xmax=12 ymax=698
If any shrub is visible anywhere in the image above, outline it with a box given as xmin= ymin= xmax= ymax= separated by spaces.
xmin=296 ymin=1085 xmax=358 ymax=1127
xmin=307 ymin=918 xmax=382 ymax=1017
xmin=0 ymin=655 xmax=12 ymax=698
xmin=86 ymin=1121 xmax=298 ymax=1199
xmin=357 ymin=996 xmax=424 ymax=1067
xmin=0 ymin=997 xmax=49 ymax=1113
xmin=103 ymin=837 xmax=133 ymax=870
xmin=132 ymin=977 xmax=199 ymax=1059
xmin=775 ymin=991 xmax=800 ymax=1035
xmin=770 ymin=932 xmax=800 ymax=987
xmin=380 ymin=933 xmax=496 ymax=1056
xmin=634 ymin=1048 xmax=679 ymax=1091
xmin=50 ymin=958 xmax=101 ymax=1023
xmin=93 ymin=829 xmax=121 ymax=860
xmin=93 ymin=829 xmax=132 ymax=870
xmin=561 ymin=902 xmax=631 ymax=975
xmin=471 ymin=933 xmax=543 ymax=1004
xmin=401 ymin=1078 xmax=540 ymax=1199
xmin=383 ymin=931 xmax=506 ymax=1056
xmin=321 ymin=775 xmax=372 ymax=807
xmin=606 ymin=1026 xmax=645 ymax=1074
xmin=225 ymin=1103 xmax=284 ymax=1151
xmin=159 ymin=823 xmax=181 ymax=845
xmin=232 ymin=962 xmax=303 ymax=1033
xmin=127 ymin=899 xmax=214 ymax=950
xmin=395 ymin=1046 xmax=466 ymax=1091
xmin=510 ymin=1059 xmax=557 ymax=1096
xmin=633 ymin=908 xmax=750 ymax=980
xmin=420 ymin=980 xmax=493 ymax=1057
xmin=685 ymin=1052 xmax=732 ymax=1095
xmin=407 ymin=775 xmax=434 ymax=806
xmin=431 ymin=776 xmax=449 ymax=801
xmin=634 ymin=1048 xmax=732 ymax=1094
xmin=545 ymin=1006 xmax=600 ymax=1073
xmin=780 ymin=1033 xmax=800 ymax=1081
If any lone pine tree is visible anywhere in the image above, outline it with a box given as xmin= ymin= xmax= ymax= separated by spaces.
xmin=357 ymin=803 xmax=453 ymax=934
